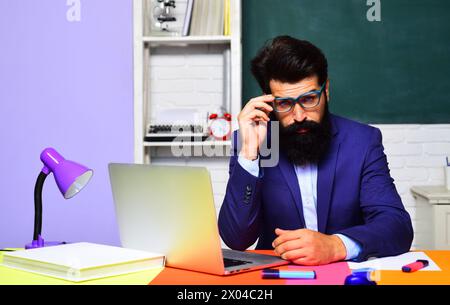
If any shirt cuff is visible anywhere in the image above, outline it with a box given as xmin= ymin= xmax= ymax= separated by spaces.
xmin=237 ymin=155 xmax=260 ymax=178
xmin=334 ymin=234 xmax=362 ymax=261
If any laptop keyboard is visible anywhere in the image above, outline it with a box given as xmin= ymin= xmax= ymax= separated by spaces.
xmin=223 ymin=258 xmax=252 ymax=268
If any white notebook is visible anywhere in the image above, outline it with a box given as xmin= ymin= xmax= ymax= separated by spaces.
xmin=2 ymin=242 xmax=165 ymax=282
xmin=348 ymin=251 xmax=440 ymax=271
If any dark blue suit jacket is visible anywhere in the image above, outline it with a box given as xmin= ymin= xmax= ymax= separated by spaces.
xmin=218 ymin=114 xmax=413 ymax=262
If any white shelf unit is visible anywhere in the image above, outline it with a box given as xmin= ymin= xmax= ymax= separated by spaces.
xmin=143 ymin=140 xmax=232 ymax=147
xmin=133 ymin=0 xmax=242 ymax=164
xmin=142 ymin=36 xmax=232 ymax=44
xmin=411 ymin=186 xmax=450 ymax=250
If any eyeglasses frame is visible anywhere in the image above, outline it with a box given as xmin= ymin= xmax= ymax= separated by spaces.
xmin=272 ymin=81 xmax=327 ymax=113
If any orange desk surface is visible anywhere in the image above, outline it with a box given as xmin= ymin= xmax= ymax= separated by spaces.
xmin=149 ymin=250 xmax=450 ymax=285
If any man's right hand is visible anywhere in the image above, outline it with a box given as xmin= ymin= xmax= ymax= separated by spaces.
xmin=237 ymin=95 xmax=274 ymax=160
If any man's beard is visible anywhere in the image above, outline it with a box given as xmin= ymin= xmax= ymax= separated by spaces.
xmin=278 ymin=108 xmax=332 ymax=166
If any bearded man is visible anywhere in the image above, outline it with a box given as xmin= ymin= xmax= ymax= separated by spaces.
xmin=218 ymin=36 xmax=413 ymax=265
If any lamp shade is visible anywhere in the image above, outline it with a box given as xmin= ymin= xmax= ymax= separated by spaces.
xmin=40 ymin=148 xmax=93 ymax=199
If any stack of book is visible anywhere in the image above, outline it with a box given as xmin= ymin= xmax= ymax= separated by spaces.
xmin=2 ymin=242 xmax=165 ymax=282
xmin=182 ymin=0 xmax=231 ymax=36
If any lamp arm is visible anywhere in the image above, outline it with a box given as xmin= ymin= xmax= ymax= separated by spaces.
xmin=33 ymin=171 xmax=48 ymax=241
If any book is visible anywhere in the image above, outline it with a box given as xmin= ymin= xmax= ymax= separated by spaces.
xmin=2 ymin=242 xmax=165 ymax=282
xmin=218 ymin=0 xmax=225 ymax=36
xmin=204 ymin=0 xmax=212 ymax=36
xmin=182 ymin=0 xmax=195 ymax=36
xmin=189 ymin=0 xmax=202 ymax=35
xmin=199 ymin=0 xmax=209 ymax=35
xmin=214 ymin=0 xmax=224 ymax=36
xmin=205 ymin=0 xmax=224 ymax=36
xmin=224 ymin=0 xmax=230 ymax=36
xmin=189 ymin=0 xmax=225 ymax=36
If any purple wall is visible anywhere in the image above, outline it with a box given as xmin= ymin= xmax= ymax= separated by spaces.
xmin=0 ymin=0 xmax=133 ymax=248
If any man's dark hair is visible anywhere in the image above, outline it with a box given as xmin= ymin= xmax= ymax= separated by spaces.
xmin=251 ymin=36 xmax=328 ymax=94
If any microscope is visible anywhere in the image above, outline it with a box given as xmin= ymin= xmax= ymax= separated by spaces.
xmin=152 ymin=0 xmax=177 ymax=33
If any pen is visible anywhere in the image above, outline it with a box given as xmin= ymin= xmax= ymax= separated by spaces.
xmin=446 ymin=156 xmax=449 ymax=166
xmin=262 ymin=269 xmax=316 ymax=279
xmin=402 ymin=259 xmax=429 ymax=273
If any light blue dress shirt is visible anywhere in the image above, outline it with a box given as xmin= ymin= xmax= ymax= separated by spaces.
xmin=237 ymin=155 xmax=362 ymax=260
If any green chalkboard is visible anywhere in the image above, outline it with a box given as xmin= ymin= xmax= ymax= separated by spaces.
xmin=242 ymin=0 xmax=450 ymax=124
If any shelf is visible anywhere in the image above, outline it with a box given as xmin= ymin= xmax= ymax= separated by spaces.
xmin=410 ymin=185 xmax=450 ymax=204
xmin=143 ymin=140 xmax=231 ymax=147
xmin=142 ymin=35 xmax=232 ymax=45
xmin=134 ymin=0 xmax=241 ymax=163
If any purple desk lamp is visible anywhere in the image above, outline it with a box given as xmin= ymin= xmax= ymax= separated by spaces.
xmin=25 ymin=148 xmax=93 ymax=249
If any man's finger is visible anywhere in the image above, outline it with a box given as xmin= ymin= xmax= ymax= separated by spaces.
xmin=291 ymin=256 xmax=318 ymax=266
xmin=278 ymin=248 xmax=308 ymax=261
xmin=242 ymin=97 xmax=274 ymax=114
xmin=275 ymin=228 xmax=288 ymax=235
xmin=250 ymin=94 xmax=275 ymax=104
xmin=257 ymin=120 xmax=268 ymax=129
xmin=272 ymin=229 xmax=305 ymax=248
xmin=274 ymin=238 xmax=305 ymax=256
xmin=241 ymin=104 xmax=273 ymax=118
xmin=246 ymin=109 xmax=270 ymax=122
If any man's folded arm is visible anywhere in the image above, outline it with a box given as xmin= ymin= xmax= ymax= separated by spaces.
xmin=335 ymin=128 xmax=413 ymax=262
xmin=218 ymin=133 xmax=264 ymax=250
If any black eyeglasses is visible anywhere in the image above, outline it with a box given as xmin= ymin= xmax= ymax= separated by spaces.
xmin=272 ymin=82 xmax=326 ymax=113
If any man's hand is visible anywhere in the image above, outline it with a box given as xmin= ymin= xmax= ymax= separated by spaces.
xmin=272 ymin=228 xmax=347 ymax=265
xmin=237 ymin=95 xmax=274 ymax=160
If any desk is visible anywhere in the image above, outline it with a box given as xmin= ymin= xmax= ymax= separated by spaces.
xmin=149 ymin=250 xmax=450 ymax=285
xmin=1 ymin=250 xmax=449 ymax=285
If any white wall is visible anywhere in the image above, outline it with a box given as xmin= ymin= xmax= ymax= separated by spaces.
xmin=148 ymin=44 xmax=227 ymax=124
xmin=374 ymin=124 xmax=450 ymax=249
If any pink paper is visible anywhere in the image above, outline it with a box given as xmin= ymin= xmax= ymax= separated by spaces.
xmin=285 ymin=262 xmax=351 ymax=285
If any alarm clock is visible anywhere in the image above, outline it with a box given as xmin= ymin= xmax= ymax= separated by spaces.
xmin=208 ymin=112 xmax=232 ymax=140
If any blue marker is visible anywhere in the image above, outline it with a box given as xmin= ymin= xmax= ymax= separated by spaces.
xmin=262 ymin=269 xmax=316 ymax=279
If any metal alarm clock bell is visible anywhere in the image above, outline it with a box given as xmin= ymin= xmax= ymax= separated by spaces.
xmin=208 ymin=112 xmax=232 ymax=140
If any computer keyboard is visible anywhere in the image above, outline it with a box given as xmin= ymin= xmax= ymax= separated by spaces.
xmin=223 ymin=257 xmax=252 ymax=268
xmin=148 ymin=124 xmax=204 ymax=134
xmin=144 ymin=124 xmax=209 ymax=142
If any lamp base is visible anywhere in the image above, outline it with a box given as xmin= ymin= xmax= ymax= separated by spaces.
xmin=25 ymin=235 xmax=66 ymax=250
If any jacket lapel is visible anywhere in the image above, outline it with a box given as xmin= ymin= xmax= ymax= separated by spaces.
xmin=278 ymin=152 xmax=306 ymax=228
xmin=317 ymin=115 xmax=340 ymax=233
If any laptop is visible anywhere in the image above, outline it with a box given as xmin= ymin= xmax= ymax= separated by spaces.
xmin=108 ymin=163 xmax=288 ymax=275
